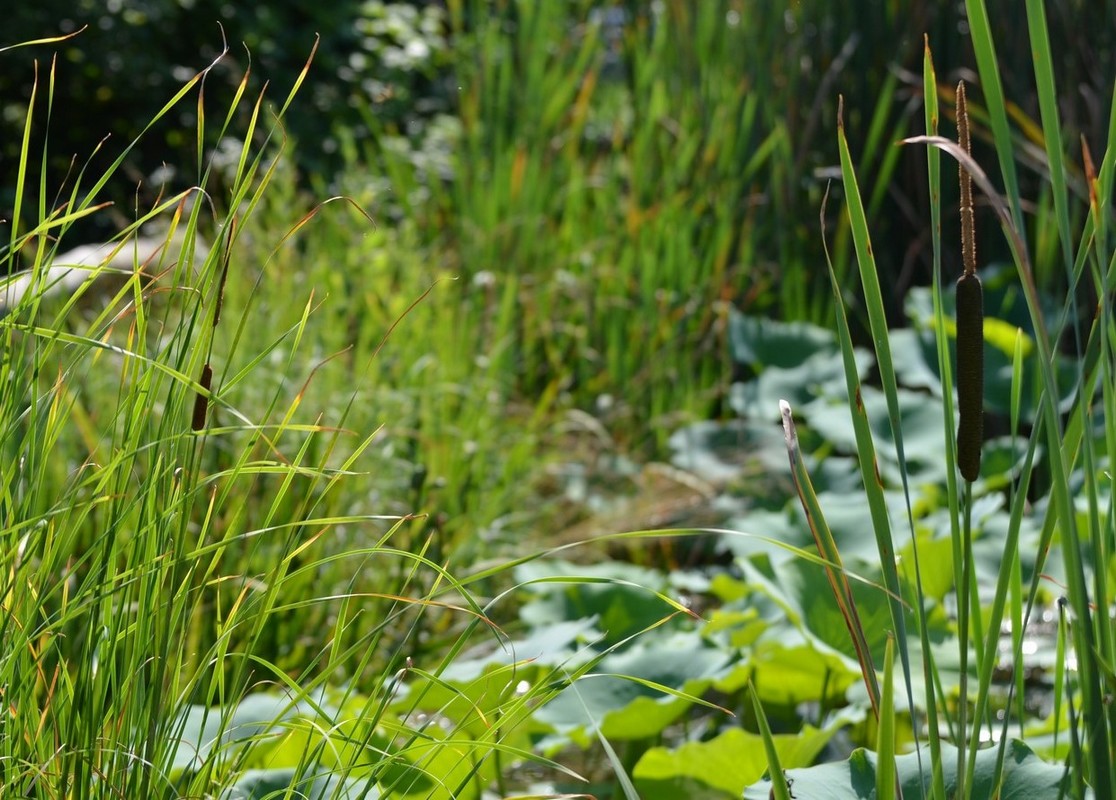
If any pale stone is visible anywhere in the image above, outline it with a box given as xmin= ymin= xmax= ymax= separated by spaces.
xmin=1 ymin=229 xmax=208 ymax=313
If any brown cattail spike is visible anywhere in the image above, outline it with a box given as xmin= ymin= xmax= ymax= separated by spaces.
xmin=955 ymin=273 xmax=984 ymax=481
xmin=954 ymin=80 xmax=983 ymax=481
xmin=191 ymin=362 xmax=213 ymax=432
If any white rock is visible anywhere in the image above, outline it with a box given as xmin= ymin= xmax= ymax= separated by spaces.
xmin=1 ymin=231 xmax=208 ymax=313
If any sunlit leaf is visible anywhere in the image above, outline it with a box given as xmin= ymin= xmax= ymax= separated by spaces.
xmin=742 ymin=740 xmax=1068 ymax=799
xmin=533 ymin=632 xmax=733 ymax=745
xmin=633 ymin=724 xmax=843 ymax=800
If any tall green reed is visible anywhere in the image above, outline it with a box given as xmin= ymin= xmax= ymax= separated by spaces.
xmin=353 ymin=1 xmax=919 ymax=456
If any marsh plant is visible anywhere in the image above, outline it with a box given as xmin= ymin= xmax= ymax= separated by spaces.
xmin=745 ymin=2 xmax=1115 ymax=797
xmin=1 ymin=1 xmax=1113 ymax=799
xmin=0 ymin=33 xmax=572 ymax=799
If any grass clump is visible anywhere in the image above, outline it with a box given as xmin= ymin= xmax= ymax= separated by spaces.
xmin=0 ymin=36 xmax=561 ymax=799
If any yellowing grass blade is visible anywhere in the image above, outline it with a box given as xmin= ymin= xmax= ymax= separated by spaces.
xmin=780 ymin=399 xmax=880 ymax=716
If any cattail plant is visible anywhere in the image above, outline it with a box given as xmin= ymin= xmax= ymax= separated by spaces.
xmin=954 ymin=81 xmax=984 ymax=483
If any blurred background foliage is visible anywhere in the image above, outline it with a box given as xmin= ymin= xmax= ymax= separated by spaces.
xmin=0 ymin=0 xmax=453 ymax=237
xmin=2 ymin=0 xmax=1113 ymax=448
xmin=4 ymin=1 xmax=1111 ymax=284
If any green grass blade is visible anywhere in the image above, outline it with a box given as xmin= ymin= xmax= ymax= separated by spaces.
xmin=964 ymin=0 xmax=1025 ymax=234
xmin=976 ymin=329 xmax=1041 ymax=754
xmin=9 ymin=57 xmax=38 ymax=250
xmin=836 ymin=101 xmax=927 ymax=559
xmin=920 ymin=42 xmax=949 ymax=799
xmin=876 ymin=633 xmax=897 ymax=800
xmin=1024 ymin=0 xmax=1074 ymax=274
xmin=820 ymin=182 xmax=919 ymax=767
xmin=751 ymin=683 xmax=793 ymax=800
xmin=837 ymin=95 xmax=935 ymax=765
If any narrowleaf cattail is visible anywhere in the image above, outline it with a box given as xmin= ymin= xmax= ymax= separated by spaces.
xmin=955 ymin=272 xmax=983 ymax=481
xmin=957 ymin=82 xmax=976 ymax=279
xmin=954 ymin=80 xmax=983 ymax=482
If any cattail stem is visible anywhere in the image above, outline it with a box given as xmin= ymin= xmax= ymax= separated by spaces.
xmin=957 ymin=81 xmax=976 ymax=278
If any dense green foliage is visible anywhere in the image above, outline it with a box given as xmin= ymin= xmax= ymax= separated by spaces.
xmin=0 ymin=1 xmax=1113 ymax=798
xmin=5 ymin=1 xmax=1113 ymax=303
xmin=0 ymin=1 xmax=451 ymax=239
